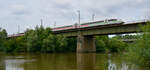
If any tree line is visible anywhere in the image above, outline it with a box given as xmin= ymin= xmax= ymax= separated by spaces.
xmin=0 ymin=25 xmax=128 ymax=53
xmin=0 ymin=26 xmax=76 ymax=53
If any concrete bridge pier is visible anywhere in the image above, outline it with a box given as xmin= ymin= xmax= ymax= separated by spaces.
xmin=77 ymin=35 xmax=96 ymax=53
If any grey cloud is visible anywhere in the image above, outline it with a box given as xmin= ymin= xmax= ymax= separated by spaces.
xmin=12 ymin=10 xmax=31 ymax=15
xmin=0 ymin=0 xmax=150 ymax=34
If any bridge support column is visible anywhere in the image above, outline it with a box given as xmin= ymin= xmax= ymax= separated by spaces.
xmin=77 ymin=35 xmax=96 ymax=53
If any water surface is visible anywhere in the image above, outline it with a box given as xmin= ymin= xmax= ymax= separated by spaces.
xmin=0 ymin=53 xmax=149 ymax=70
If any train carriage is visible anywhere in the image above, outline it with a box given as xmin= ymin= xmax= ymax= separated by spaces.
xmin=53 ymin=19 xmax=124 ymax=31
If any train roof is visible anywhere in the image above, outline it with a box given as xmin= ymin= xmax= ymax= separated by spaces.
xmin=54 ymin=19 xmax=119 ymax=29
xmin=80 ymin=19 xmax=118 ymax=25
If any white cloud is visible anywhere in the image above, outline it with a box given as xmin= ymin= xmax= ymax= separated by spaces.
xmin=0 ymin=0 xmax=150 ymax=34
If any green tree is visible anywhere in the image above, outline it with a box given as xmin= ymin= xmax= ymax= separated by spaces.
xmin=0 ymin=28 xmax=7 ymax=51
xmin=95 ymin=36 xmax=108 ymax=52
xmin=127 ymin=22 xmax=150 ymax=66
xmin=107 ymin=38 xmax=127 ymax=52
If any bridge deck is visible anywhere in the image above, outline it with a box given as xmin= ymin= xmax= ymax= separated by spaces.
xmin=54 ymin=21 xmax=147 ymax=37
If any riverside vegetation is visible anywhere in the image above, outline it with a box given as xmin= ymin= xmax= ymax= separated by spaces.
xmin=0 ymin=25 xmax=127 ymax=53
xmin=126 ymin=22 xmax=150 ymax=67
xmin=1 ymin=22 xmax=150 ymax=67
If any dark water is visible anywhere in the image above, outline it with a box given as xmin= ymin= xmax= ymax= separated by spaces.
xmin=0 ymin=53 xmax=149 ymax=70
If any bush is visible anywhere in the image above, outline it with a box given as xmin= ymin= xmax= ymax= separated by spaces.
xmin=107 ymin=38 xmax=127 ymax=52
xmin=127 ymin=22 xmax=150 ymax=66
xmin=96 ymin=36 xmax=108 ymax=52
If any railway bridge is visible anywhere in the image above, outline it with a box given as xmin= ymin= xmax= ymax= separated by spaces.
xmin=8 ymin=19 xmax=148 ymax=53
xmin=54 ymin=20 xmax=147 ymax=53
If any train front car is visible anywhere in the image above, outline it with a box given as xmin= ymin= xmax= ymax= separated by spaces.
xmin=106 ymin=19 xmax=124 ymax=24
xmin=79 ymin=19 xmax=124 ymax=28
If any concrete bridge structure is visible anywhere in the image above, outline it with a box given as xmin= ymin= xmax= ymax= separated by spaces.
xmin=54 ymin=21 xmax=147 ymax=52
xmin=8 ymin=20 xmax=148 ymax=53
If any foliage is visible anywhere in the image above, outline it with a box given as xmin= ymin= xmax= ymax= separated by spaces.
xmin=96 ymin=36 xmax=108 ymax=52
xmin=127 ymin=22 xmax=150 ymax=66
xmin=0 ymin=25 xmax=77 ymax=53
xmin=107 ymin=37 xmax=127 ymax=52
xmin=0 ymin=28 xmax=7 ymax=51
xmin=22 ymin=25 xmax=74 ymax=53
xmin=96 ymin=35 xmax=127 ymax=53
xmin=0 ymin=25 xmax=127 ymax=53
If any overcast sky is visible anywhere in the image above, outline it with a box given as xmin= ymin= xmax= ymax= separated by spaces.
xmin=0 ymin=0 xmax=150 ymax=34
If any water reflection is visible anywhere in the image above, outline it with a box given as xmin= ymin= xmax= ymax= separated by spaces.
xmin=106 ymin=54 xmax=137 ymax=70
xmin=107 ymin=59 xmax=135 ymax=70
xmin=0 ymin=53 xmax=149 ymax=70
xmin=77 ymin=53 xmax=96 ymax=70
xmin=0 ymin=54 xmax=5 ymax=70
xmin=5 ymin=59 xmax=36 ymax=70
xmin=22 ymin=53 xmax=77 ymax=70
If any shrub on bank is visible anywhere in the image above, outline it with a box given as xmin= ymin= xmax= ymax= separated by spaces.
xmin=127 ymin=22 xmax=150 ymax=66
xmin=96 ymin=36 xmax=127 ymax=53
xmin=107 ymin=38 xmax=127 ymax=52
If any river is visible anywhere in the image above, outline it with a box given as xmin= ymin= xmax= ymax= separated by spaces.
xmin=0 ymin=53 xmax=149 ymax=70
